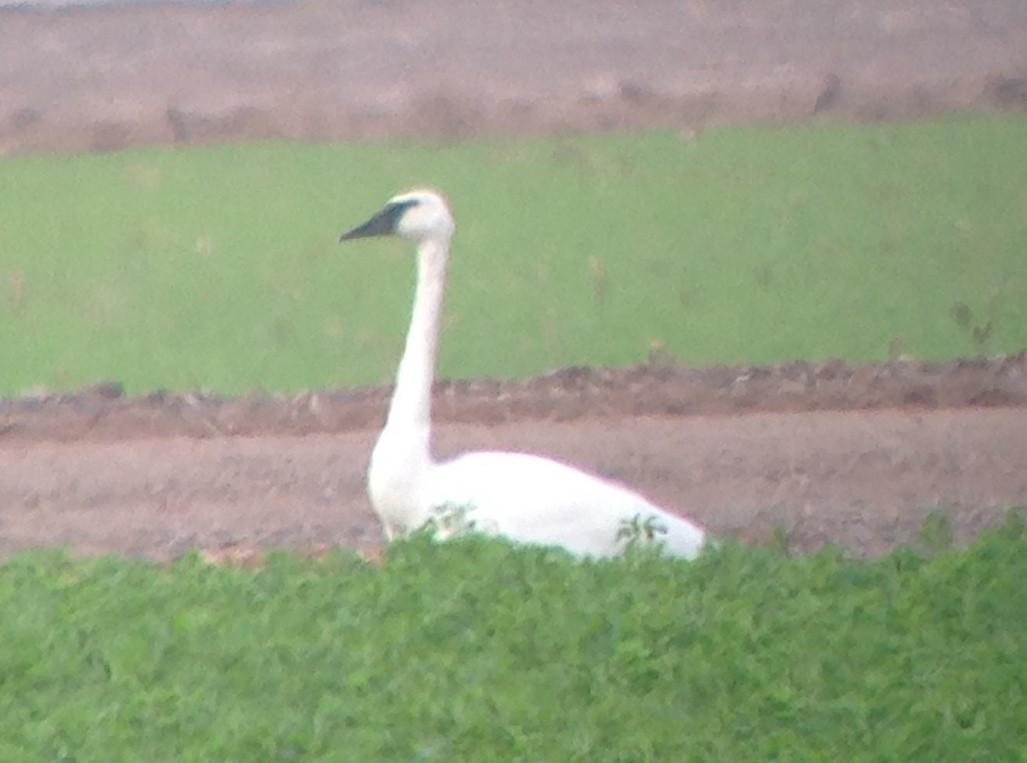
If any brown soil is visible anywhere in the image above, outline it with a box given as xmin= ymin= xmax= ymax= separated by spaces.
xmin=1 ymin=0 xmax=1026 ymax=561
xmin=3 ymin=357 xmax=1026 ymax=561
xmin=2 ymin=0 xmax=1026 ymax=154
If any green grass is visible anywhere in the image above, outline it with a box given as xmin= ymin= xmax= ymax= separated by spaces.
xmin=1 ymin=514 xmax=1025 ymax=761
xmin=1 ymin=116 xmax=1026 ymax=395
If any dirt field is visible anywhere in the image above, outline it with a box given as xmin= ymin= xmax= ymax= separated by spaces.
xmin=3 ymin=357 xmax=1026 ymax=561
xmin=2 ymin=0 xmax=1026 ymax=153
xmin=2 ymin=0 xmax=1026 ymax=561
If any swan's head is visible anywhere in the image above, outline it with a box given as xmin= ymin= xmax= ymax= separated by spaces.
xmin=339 ymin=189 xmax=454 ymax=244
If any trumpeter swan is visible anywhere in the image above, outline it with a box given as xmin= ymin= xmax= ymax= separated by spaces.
xmin=340 ymin=189 xmax=707 ymax=558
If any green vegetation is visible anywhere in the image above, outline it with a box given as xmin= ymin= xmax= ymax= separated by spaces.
xmin=5 ymin=118 xmax=1024 ymax=760
xmin=1 ymin=116 xmax=1026 ymax=395
xmin=1 ymin=514 xmax=1025 ymax=761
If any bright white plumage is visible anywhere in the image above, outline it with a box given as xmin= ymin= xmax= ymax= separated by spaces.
xmin=340 ymin=189 xmax=707 ymax=558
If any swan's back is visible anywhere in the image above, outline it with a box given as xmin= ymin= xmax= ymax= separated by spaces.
xmin=425 ymin=451 xmax=706 ymax=558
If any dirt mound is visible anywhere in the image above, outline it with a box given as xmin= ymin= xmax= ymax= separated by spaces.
xmin=3 ymin=355 xmax=1025 ymax=443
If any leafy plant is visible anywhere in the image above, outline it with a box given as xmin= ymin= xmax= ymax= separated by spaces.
xmin=1 ymin=513 xmax=1024 ymax=761
xmin=919 ymin=508 xmax=956 ymax=554
xmin=422 ymin=502 xmax=485 ymax=540
xmin=616 ymin=512 xmax=670 ymax=550
xmin=950 ymin=302 xmax=996 ymax=356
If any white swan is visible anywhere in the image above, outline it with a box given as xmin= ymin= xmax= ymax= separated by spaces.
xmin=340 ymin=188 xmax=708 ymax=558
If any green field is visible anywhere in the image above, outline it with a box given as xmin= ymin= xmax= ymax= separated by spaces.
xmin=2 ymin=516 xmax=1025 ymax=762
xmin=2 ymin=115 xmax=1025 ymax=396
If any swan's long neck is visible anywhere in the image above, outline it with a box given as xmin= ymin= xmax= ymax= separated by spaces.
xmin=384 ymin=235 xmax=450 ymax=437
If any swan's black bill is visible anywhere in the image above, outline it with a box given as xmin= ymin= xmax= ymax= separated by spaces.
xmin=340 ymin=200 xmax=419 ymax=241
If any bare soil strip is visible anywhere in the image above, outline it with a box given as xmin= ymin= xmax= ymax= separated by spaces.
xmin=2 ymin=358 xmax=1025 ymax=561
xmin=2 ymin=0 xmax=1026 ymax=154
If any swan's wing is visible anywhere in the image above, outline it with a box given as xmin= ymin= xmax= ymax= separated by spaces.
xmin=424 ymin=451 xmax=706 ymax=558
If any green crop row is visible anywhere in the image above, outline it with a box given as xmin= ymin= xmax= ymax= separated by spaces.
xmin=1 ymin=513 xmax=1024 ymax=761
xmin=1 ymin=116 xmax=1025 ymax=395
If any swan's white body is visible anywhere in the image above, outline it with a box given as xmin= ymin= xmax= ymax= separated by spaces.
xmin=341 ymin=189 xmax=707 ymax=558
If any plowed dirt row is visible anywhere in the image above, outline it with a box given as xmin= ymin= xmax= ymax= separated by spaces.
xmin=3 ymin=360 xmax=1026 ymax=560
